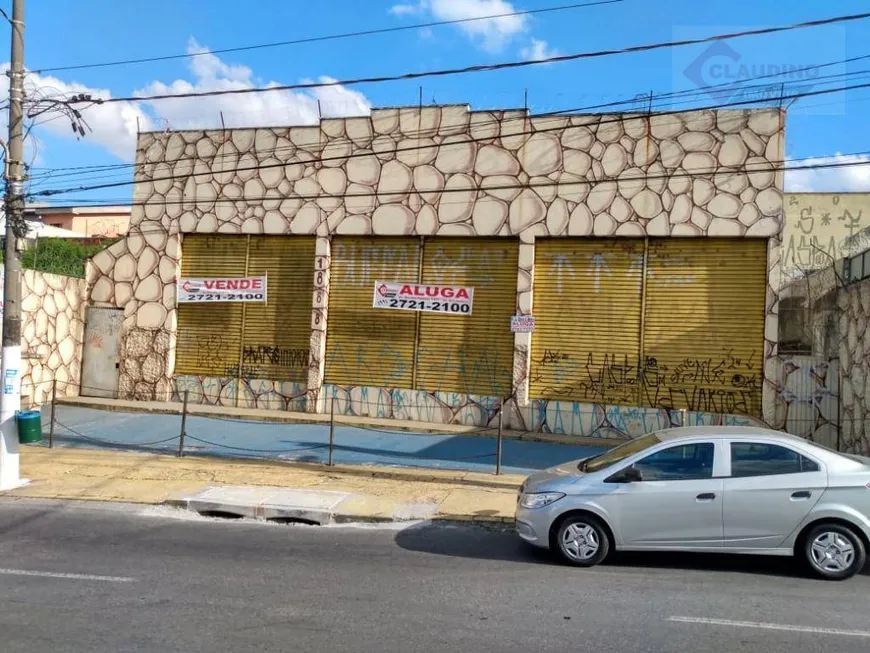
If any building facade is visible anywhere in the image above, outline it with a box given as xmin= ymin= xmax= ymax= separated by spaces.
xmin=782 ymin=192 xmax=869 ymax=282
xmin=86 ymin=105 xmax=786 ymax=438
xmin=30 ymin=205 xmax=132 ymax=238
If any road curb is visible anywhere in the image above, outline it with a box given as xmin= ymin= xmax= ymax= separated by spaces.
xmin=163 ymin=497 xmax=515 ymax=527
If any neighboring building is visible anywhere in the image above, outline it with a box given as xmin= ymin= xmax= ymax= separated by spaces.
xmin=85 ymin=104 xmax=786 ymax=438
xmin=28 ymin=204 xmax=132 ymax=238
xmin=778 ymin=193 xmax=869 ymax=356
xmin=0 ymin=212 xmax=81 ymax=239
xmin=782 ymin=192 xmax=869 ymax=283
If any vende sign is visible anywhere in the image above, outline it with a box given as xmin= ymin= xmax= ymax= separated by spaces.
xmin=178 ymin=276 xmax=267 ymax=303
xmin=373 ymin=281 xmax=474 ymax=315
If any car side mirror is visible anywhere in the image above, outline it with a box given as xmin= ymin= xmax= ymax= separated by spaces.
xmin=606 ymin=466 xmax=642 ymax=483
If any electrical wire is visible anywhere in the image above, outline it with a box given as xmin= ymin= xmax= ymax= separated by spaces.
xmin=29 ymin=77 xmax=870 ymax=200
xmin=25 ymin=148 xmax=870 ymax=209
xmin=25 ymin=157 xmax=870 ymax=213
xmin=185 ymin=434 xmax=329 ymax=454
xmin=55 ymin=420 xmax=181 ymax=447
xmin=32 ymin=1 xmax=622 ymax=74
xmin=59 ymin=12 xmax=870 ymax=106
xmin=24 ymin=52 xmax=869 ymax=185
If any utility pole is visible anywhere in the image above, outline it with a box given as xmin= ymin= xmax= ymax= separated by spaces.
xmin=0 ymin=0 xmax=25 ymax=490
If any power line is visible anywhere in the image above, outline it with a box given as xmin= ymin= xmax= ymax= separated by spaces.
xmin=29 ymin=79 xmax=870 ymax=199
xmin=59 ymin=11 xmax=870 ymax=106
xmin=25 ymin=51 xmax=869 ymax=183
xmin=32 ymin=1 xmax=623 ymax=74
xmin=25 ymin=155 xmax=870 ymax=211
xmin=25 ymin=76 xmax=864 ymax=191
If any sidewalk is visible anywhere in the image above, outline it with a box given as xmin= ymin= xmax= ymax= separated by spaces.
xmin=4 ymin=446 xmax=525 ymax=524
xmin=57 ymin=395 xmax=622 ymax=446
xmin=46 ymin=402 xmax=609 ymax=475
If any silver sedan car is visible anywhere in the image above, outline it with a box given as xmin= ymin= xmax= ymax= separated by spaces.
xmin=516 ymin=426 xmax=870 ymax=580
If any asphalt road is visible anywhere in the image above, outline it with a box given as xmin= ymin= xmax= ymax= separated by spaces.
xmin=1 ymin=498 xmax=868 ymax=653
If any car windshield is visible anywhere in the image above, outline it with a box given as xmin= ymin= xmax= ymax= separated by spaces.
xmin=578 ymin=432 xmax=664 ymax=473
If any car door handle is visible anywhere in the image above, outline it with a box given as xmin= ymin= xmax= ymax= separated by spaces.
xmin=696 ymin=493 xmax=716 ymax=501
xmin=791 ymin=491 xmax=812 ymax=500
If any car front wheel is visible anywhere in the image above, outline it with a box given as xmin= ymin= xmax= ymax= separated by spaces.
xmin=803 ymin=523 xmax=867 ymax=580
xmin=554 ymin=515 xmax=610 ymax=567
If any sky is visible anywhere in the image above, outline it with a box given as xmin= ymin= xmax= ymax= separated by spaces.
xmin=5 ymin=0 xmax=870 ymax=204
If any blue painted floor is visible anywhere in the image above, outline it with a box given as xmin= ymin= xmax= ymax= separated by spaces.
xmin=40 ymin=405 xmax=608 ymax=475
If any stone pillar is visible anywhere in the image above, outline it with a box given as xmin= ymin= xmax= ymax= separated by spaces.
xmin=761 ymin=108 xmax=786 ymax=429
xmin=511 ymin=241 xmax=535 ymax=410
xmin=306 ymin=235 xmax=331 ymax=413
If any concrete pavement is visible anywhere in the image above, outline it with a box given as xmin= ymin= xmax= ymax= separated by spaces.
xmin=45 ymin=403 xmax=608 ymax=474
xmin=58 ymin=394 xmax=621 ymax=445
xmin=7 ymin=446 xmax=522 ymax=523
xmin=1 ymin=499 xmax=868 ymax=653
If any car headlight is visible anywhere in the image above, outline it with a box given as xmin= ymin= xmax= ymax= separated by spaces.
xmin=519 ymin=492 xmax=565 ymax=509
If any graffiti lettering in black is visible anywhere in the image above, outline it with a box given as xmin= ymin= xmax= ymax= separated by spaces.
xmin=242 ymin=345 xmax=309 ymax=368
xmin=540 ymin=349 xmax=569 ymax=364
xmin=193 ymin=334 xmax=225 ymax=370
xmin=531 ymin=348 xmax=761 ymax=416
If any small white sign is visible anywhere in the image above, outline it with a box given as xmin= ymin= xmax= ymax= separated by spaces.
xmin=372 ymin=281 xmax=473 ymax=315
xmin=178 ymin=276 xmax=267 ymax=303
xmin=511 ymin=315 xmax=535 ymax=333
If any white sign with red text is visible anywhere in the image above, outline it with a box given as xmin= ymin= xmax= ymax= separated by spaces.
xmin=372 ymin=281 xmax=473 ymax=315
xmin=177 ymin=276 xmax=268 ymax=303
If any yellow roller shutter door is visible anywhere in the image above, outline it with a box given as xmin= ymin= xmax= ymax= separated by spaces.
xmin=416 ymin=238 xmax=518 ymax=397
xmin=176 ymin=235 xmax=246 ymax=377
xmin=641 ymin=238 xmax=766 ymax=417
xmin=530 ymin=239 xmax=644 ymax=405
xmin=242 ymin=236 xmax=315 ymax=382
xmin=324 ymin=237 xmax=419 ymax=388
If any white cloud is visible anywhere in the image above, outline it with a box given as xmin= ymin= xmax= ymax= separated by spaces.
xmin=11 ymin=39 xmax=372 ymax=162
xmin=135 ymin=39 xmax=370 ymax=132
xmin=391 ymin=0 xmax=528 ymax=52
xmin=389 ymin=3 xmax=422 ymax=16
xmin=785 ymin=153 xmax=870 ymax=192
xmin=520 ymin=38 xmax=560 ymax=62
xmin=0 ymin=64 xmax=153 ymax=160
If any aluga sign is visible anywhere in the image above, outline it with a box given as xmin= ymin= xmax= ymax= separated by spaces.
xmin=372 ymin=281 xmax=474 ymax=315
xmin=177 ymin=276 xmax=268 ymax=303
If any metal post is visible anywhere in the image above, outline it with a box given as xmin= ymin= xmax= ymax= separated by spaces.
xmin=495 ymin=403 xmax=504 ymax=476
xmin=48 ymin=379 xmax=56 ymax=449
xmin=328 ymin=398 xmax=335 ymax=466
xmin=0 ymin=0 xmax=26 ymax=491
xmin=177 ymin=390 xmax=188 ymax=457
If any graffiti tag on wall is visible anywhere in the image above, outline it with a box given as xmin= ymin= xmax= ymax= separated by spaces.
xmin=530 ymin=347 xmax=760 ymax=415
xmin=783 ymin=194 xmax=869 ymax=275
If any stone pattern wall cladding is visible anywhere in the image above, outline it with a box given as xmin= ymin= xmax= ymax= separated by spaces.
xmin=20 ymin=270 xmax=87 ymax=406
xmin=172 ymin=375 xmax=307 ymax=411
xmin=320 ymin=383 xmax=760 ymax=437
xmin=838 ymin=281 xmax=870 ymax=453
xmin=767 ymin=355 xmax=840 ymax=448
xmin=308 ymin=236 xmax=331 ymax=411
xmin=88 ymin=232 xmax=180 ymax=401
xmin=85 ymin=105 xmax=786 ymax=435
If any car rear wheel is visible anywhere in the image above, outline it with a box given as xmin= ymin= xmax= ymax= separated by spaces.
xmin=803 ymin=523 xmax=867 ymax=581
xmin=554 ymin=515 xmax=610 ymax=567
